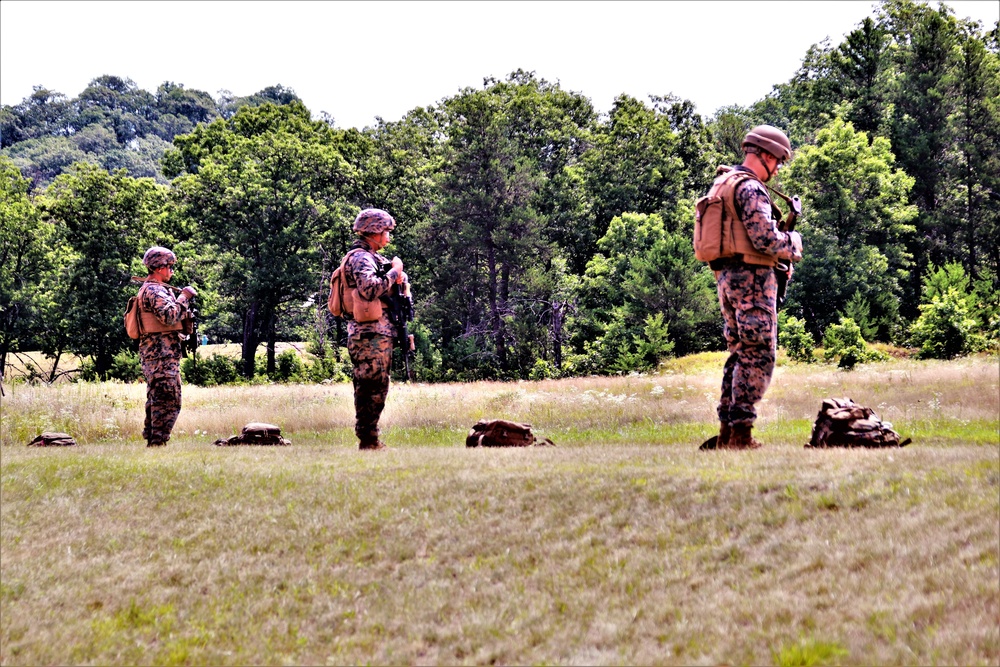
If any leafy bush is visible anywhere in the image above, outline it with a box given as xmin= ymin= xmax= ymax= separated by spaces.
xmin=77 ymin=350 xmax=144 ymax=382
xmin=822 ymin=317 xmax=887 ymax=369
xmin=273 ymin=349 xmax=306 ymax=382
xmin=529 ymin=358 xmax=558 ymax=380
xmin=909 ymin=287 xmax=986 ymax=359
xmin=181 ymin=353 xmax=241 ymax=386
xmin=306 ymin=347 xmax=352 ymax=383
xmin=778 ymin=313 xmax=816 ymax=362
xmin=904 ymin=262 xmax=995 ymax=359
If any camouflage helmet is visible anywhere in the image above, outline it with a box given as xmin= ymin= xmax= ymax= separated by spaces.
xmin=142 ymin=246 xmax=177 ymax=270
xmin=742 ymin=125 xmax=792 ymax=163
xmin=352 ymin=208 xmax=396 ymax=234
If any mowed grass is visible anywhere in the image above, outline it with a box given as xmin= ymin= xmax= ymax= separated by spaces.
xmin=1 ymin=354 xmax=997 ymax=665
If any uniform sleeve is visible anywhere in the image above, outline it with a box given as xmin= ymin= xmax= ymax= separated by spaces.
xmin=141 ymin=284 xmax=186 ymax=326
xmin=346 ymin=251 xmax=397 ymax=301
xmin=734 ymin=180 xmax=800 ymax=261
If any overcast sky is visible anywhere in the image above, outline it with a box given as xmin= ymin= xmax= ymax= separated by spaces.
xmin=2 ymin=1 xmax=997 ymax=129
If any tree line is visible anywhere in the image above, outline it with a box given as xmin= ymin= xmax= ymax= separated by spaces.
xmin=2 ymin=0 xmax=997 ymax=384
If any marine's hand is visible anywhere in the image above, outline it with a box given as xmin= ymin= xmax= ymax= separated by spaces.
xmin=788 ymin=231 xmax=803 ymax=262
xmin=180 ymin=286 xmax=198 ymax=301
xmin=391 ymin=257 xmax=404 ymax=283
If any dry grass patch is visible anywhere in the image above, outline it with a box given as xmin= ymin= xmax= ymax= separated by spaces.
xmin=1 ymin=354 xmax=997 ymax=665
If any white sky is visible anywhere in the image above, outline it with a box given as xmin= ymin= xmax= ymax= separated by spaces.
xmin=2 ymin=1 xmax=998 ymax=129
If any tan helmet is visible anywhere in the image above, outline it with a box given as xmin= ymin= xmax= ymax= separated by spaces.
xmin=742 ymin=125 xmax=792 ymax=162
xmin=352 ymin=208 xmax=396 ymax=234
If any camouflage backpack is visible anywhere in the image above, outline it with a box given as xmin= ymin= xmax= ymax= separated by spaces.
xmin=28 ymin=432 xmax=77 ymax=447
xmin=466 ymin=419 xmax=554 ymax=448
xmin=214 ymin=422 xmax=291 ymax=447
xmin=806 ymin=398 xmax=911 ymax=449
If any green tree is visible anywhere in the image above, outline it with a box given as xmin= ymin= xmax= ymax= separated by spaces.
xmin=832 ymin=17 xmax=891 ymax=137
xmin=578 ymin=212 xmax=718 ymax=372
xmin=0 ymin=156 xmax=61 ymax=379
xmin=40 ymin=163 xmax=167 ymax=378
xmin=170 ymin=102 xmax=355 ymax=378
xmin=944 ymin=23 xmax=1000 ymax=283
xmin=782 ymin=118 xmax=917 ymax=339
xmin=427 ymin=71 xmax=593 ymax=378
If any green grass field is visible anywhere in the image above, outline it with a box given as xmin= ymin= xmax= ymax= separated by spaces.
xmin=1 ymin=354 xmax=997 ymax=665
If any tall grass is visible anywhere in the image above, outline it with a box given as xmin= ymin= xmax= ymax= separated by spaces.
xmin=1 ymin=354 xmax=997 ymax=664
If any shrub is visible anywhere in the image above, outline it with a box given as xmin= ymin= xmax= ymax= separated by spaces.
xmin=778 ymin=313 xmax=816 ymax=362
xmin=77 ymin=350 xmax=143 ymax=383
xmin=181 ymin=353 xmax=241 ymax=386
xmin=909 ymin=287 xmax=986 ymax=359
xmin=273 ymin=349 xmax=306 ymax=382
xmin=822 ymin=317 xmax=887 ymax=369
xmin=529 ymin=358 xmax=558 ymax=380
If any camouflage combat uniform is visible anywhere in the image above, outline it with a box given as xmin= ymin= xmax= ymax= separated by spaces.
xmin=139 ymin=281 xmax=189 ymax=445
xmin=343 ymin=237 xmax=401 ymax=447
xmin=715 ymin=167 xmax=800 ymax=428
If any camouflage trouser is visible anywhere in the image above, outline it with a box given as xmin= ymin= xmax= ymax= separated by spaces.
xmin=348 ymin=332 xmax=393 ymax=443
xmin=717 ymin=266 xmax=777 ymax=427
xmin=143 ymin=373 xmax=182 ymax=444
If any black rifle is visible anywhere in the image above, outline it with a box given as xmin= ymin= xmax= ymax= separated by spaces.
xmin=764 ymin=186 xmax=802 ymax=309
xmin=387 ymin=281 xmax=415 ymax=381
xmin=130 ymin=276 xmax=199 ymax=358
xmin=376 ymin=264 xmax=416 ymax=381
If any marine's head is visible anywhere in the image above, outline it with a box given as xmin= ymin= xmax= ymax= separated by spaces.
xmin=142 ymin=246 xmax=177 ymax=270
xmin=352 ymin=208 xmax=396 ymax=235
xmin=742 ymin=125 xmax=792 ymax=181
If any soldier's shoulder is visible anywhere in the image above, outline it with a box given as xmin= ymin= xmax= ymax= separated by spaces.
xmin=143 ymin=282 xmax=172 ymax=299
xmin=734 ymin=176 xmax=767 ymax=197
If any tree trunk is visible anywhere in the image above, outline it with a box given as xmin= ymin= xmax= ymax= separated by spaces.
xmin=242 ymin=301 xmax=261 ymax=379
xmin=266 ymin=312 xmax=277 ymax=377
xmin=551 ymin=301 xmax=565 ymax=369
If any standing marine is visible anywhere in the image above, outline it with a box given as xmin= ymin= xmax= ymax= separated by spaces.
xmin=704 ymin=126 xmax=803 ymax=450
xmin=136 ymin=246 xmax=196 ymax=447
xmin=342 ymin=208 xmax=407 ymax=450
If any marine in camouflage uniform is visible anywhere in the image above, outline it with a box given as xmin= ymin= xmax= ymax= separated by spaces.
xmin=712 ymin=126 xmax=803 ymax=450
xmin=342 ymin=208 xmax=406 ymax=450
xmin=137 ymin=246 xmax=196 ymax=447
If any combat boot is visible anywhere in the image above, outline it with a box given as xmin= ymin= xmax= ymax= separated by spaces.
xmin=146 ymin=440 xmax=166 ymax=448
xmin=699 ymin=423 xmax=732 ymax=451
xmin=359 ymin=440 xmax=387 ymax=451
xmin=726 ymin=424 xmax=763 ymax=450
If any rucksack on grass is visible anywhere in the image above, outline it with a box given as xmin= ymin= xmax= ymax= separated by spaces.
xmin=466 ymin=419 xmax=554 ymax=448
xmin=213 ymin=422 xmax=291 ymax=447
xmin=28 ymin=432 xmax=78 ymax=447
xmin=806 ymin=398 xmax=911 ymax=449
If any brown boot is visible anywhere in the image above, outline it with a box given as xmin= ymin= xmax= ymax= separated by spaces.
xmin=699 ymin=423 xmax=732 ymax=451
xmin=725 ymin=424 xmax=763 ymax=450
xmin=359 ymin=440 xmax=387 ymax=451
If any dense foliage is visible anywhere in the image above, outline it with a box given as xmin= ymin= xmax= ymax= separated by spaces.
xmin=2 ymin=0 xmax=997 ymax=383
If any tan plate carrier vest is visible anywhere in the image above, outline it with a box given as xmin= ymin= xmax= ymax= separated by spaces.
xmin=694 ymin=168 xmax=778 ymax=267
xmin=136 ymin=282 xmax=186 ymax=335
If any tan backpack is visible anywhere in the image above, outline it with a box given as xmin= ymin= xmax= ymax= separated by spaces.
xmin=124 ymin=283 xmax=148 ymax=339
xmin=328 ymin=249 xmax=383 ymax=322
xmin=693 ymin=167 xmax=755 ymax=263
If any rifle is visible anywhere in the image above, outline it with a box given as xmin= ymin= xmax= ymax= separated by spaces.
xmin=764 ymin=185 xmax=802 ymax=309
xmin=129 ymin=277 xmax=199 ymax=358
xmin=386 ymin=281 xmax=416 ymax=382
xmin=373 ymin=261 xmax=416 ymax=381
